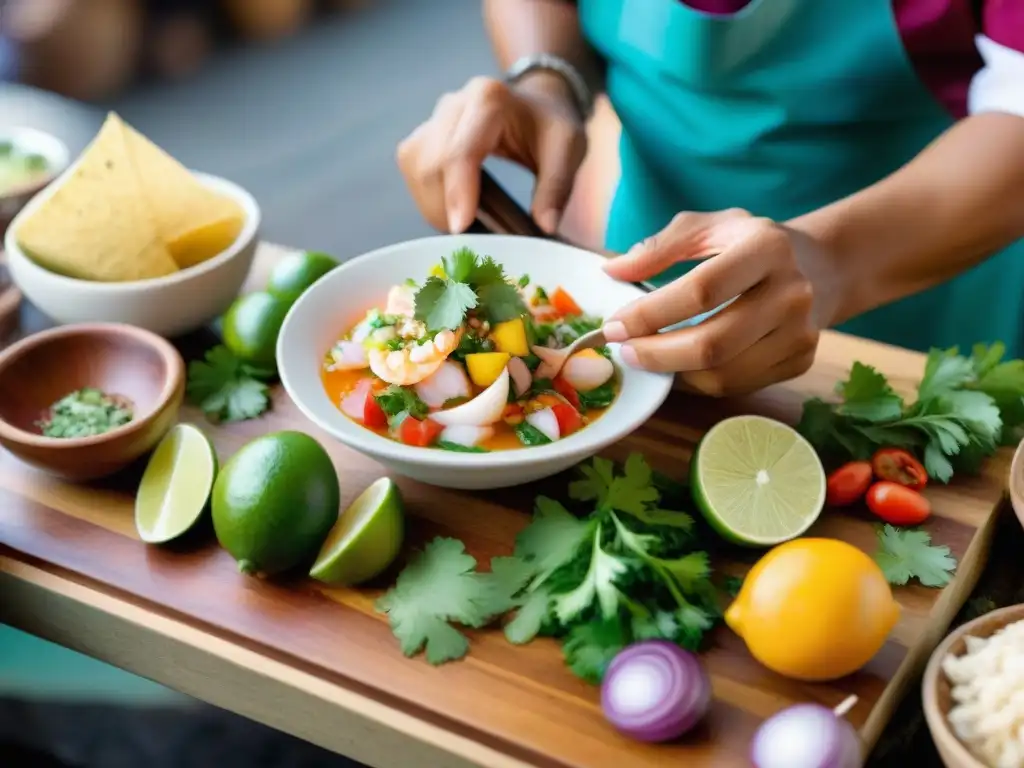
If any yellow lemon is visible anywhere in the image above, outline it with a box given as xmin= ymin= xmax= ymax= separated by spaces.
xmin=725 ymin=538 xmax=900 ymax=681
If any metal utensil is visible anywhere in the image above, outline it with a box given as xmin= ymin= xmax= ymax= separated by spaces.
xmin=532 ymin=327 xmax=607 ymax=380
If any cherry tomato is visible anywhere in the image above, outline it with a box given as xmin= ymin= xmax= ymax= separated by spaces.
xmin=363 ymin=395 xmax=388 ymax=429
xmin=865 ymin=481 xmax=931 ymax=525
xmin=552 ymin=375 xmax=581 ymax=410
xmin=551 ymin=287 xmax=583 ymax=317
xmin=398 ymin=417 xmax=443 ymax=447
xmin=871 ymin=447 xmax=928 ymax=491
xmin=825 ymin=461 xmax=873 ymax=506
xmin=551 ymin=402 xmax=582 ymax=437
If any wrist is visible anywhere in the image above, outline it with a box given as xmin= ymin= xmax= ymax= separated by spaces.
xmin=512 ymin=71 xmax=581 ymax=118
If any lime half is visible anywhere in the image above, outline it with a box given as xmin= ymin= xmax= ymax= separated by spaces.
xmin=309 ymin=477 xmax=405 ymax=586
xmin=691 ymin=415 xmax=825 ymax=547
xmin=136 ymin=423 xmax=218 ymax=544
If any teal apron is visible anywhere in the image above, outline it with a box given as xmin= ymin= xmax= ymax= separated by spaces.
xmin=579 ymin=0 xmax=1024 ymax=356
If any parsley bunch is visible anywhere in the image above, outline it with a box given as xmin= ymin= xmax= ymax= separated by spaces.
xmin=413 ymin=247 xmax=527 ymax=331
xmin=799 ymin=343 xmax=1024 ymax=482
xmin=375 ymin=454 xmax=719 ymax=683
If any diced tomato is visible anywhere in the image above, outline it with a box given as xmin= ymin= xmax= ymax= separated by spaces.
xmin=552 ymin=375 xmax=581 ymax=410
xmin=825 ymin=461 xmax=873 ymax=507
xmin=398 ymin=417 xmax=443 ymax=447
xmin=551 ymin=402 xmax=582 ymax=437
xmin=363 ymin=395 xmax=388 ymax=429
xmin=551 ymin=287 xmax=583 ymax=317
xmin=871 ymin=448 xmax=928 ymax=491
xmin=865 ymin=481 xmax=932 ymax=526
xmin=532 ymin=310 xmax=562 ymax=323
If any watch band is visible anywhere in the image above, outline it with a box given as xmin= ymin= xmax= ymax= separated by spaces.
xmin=504 ymin=53 xmax=594 ymax=121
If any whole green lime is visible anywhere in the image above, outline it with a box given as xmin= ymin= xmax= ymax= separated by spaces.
xmin=212 ymin=431 xmax=341 ymax=576
xmin=267 ymin=250 xmax=339 ymax=304
xmin=222 ymin=291 xmax=291 ymax=369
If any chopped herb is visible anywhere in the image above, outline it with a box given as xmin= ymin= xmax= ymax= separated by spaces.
xmin=385 ymin=338 xmax=405 ymax=351
xmin=375 ymin=386 xmax=428 ymax=420
xmin=187 ymin=345 xmax=272 ymax=423
xmin=873 ymin=524 xmax=957 ymax=588
xmin=530 ymin=377 xmax=554 ymax=395
xmin=577 ymin=382 xmax=616 ymax=411
xmin=37 ymin=387 xmax=133 ymax=438
xmin=522 ymin=353 xmax=542 ymax=371
xmin=451 ymin=331 xmax=494 ymax=363
xmin=436 ymin=440 xmax=489 ymax=453
xmin=515 ymin=421 xmax=551 ymax=446
xmin=566 ymin=315 xmax=603 ymax=336
xmin=517 ymin=274 xmax=531 ymax=288
xmin=722 ymin=576 xmax=744 ymax=597
xmin=530 ymin=321 xmax=557 ymax=347
xmin=533 ymin=286 xmax=549 ymax=303
xmin=441 ymin=396 xmax=470 ymax=409
xmin=594 ymin=346 xmax=612 ymax=360
xmin=413 ymin=248 xmax=527 ymax=331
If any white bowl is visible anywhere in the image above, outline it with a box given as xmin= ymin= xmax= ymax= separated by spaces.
xmin=3 ymin=171 xmax=260 ymax=338
xmin=277 ymin=234 xmax=674 ymax=490
xmin=0 ymin=127 xmax=70 ymax=233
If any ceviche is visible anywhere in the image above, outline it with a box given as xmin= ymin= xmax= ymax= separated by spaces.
xmin=321 ymin=247 xmax=619 ymax=451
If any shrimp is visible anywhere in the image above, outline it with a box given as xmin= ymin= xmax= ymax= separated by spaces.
xmin=385 ymin=284 xmax=416 ymax=317
xmin=368 ymin=328 xmax=462 ymax=385
xmin=328 ymin=340 xmax=369 ymax=371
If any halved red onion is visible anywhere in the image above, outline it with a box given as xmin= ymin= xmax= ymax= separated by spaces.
xmin=600 ymin=641 xmax=711 ymax=743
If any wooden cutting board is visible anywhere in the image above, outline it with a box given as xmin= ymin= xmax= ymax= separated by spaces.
xmin=0 ymin=243 xmax=1011 ymax=768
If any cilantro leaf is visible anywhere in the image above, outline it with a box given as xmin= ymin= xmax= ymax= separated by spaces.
xmin=553 ymin=525 xmax=628 ymax=623
xmin=187 ymin=345 xmax=271 ymax=423
xmin=918 ymin=348 xmax=976 ymax=401
xmin=375 ymin=537 xmax=505 ymax=664
xmin=469 ymin=255 xmax=505 ymax=286
xmin=873 ymin=524 xmax=957 ymax=588
xmin=722 ymin=575 xmax=744 ymax=597
xmin=569 ymin=454 xmax=659 ymax=517
xmin=562 ymin=618 xmax=628 ymax=684
xmin=476 ymin=280 xmax=528 ymax=324
xmin=836 ymin=362 xmax=905 ymax=422
xmin=442 ymin=247 xmax=478 ymax=283
xmin=375 ymin=386 xmax=429 ymax=420
xmin=414 ymin=277 xmax=477 ymax=331
xmin=514 ymin=497 xmax=593 ymax=588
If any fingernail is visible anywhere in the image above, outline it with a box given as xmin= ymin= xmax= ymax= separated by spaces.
xmin=603 ymin=321 xmax=628 ymax=342
xmin=620 ymin=344 xmax=641 ymax=369
xmin=448 ymin=209 xmax=468 ymax=234
xmin=536 ymin=209 xmax=559 ymax=234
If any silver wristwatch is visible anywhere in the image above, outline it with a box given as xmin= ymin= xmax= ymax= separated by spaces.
xmin=505 ymin=53 xmax=595 ymax=121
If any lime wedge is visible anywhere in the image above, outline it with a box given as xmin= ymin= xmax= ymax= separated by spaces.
xmin=309 ymin=477 xmax=405 ymax=586
xmin=135 ymin=424 xmax=218 ymax=544
xmin=690 ymin=415 xmax=825 ymax=547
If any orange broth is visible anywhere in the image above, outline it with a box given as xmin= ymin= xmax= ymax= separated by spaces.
xmin=321 ymin=366 xmax=617 ymax=451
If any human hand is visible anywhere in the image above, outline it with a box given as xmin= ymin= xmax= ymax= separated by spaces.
xmin=601 ymin=209 xmax=844 ymax=396
xmin=396 ymin=74 xmax=587 ymax=235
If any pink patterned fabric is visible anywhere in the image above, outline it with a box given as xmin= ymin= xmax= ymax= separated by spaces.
xmin=597 ymin=0 xmax=1024 ymax=119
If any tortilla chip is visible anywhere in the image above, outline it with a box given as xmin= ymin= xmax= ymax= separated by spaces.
xmin=115 ymin=114 xmax=246 ymax=268
xmin=15 ymin=117 xmax=178 ymax=282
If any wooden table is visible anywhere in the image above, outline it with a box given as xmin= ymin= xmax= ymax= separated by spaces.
xmin=0 ymin=243 xmax=1013 ymax=768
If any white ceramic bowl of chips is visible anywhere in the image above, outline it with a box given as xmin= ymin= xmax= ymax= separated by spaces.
xmin=3 ymin=172 xmax=260 ymax=338
xmin=278 ymin=234 xmax=674 ymax=490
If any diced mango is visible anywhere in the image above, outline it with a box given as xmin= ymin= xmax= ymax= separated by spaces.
xmin=430 ymin=263 xmax=446 ymax=279
xmin=465 ymin=352 xmax=511 ymax=388
xmin=490 ymin=317 xmax=529 ymax=356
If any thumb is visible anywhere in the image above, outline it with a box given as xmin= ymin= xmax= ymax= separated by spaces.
xmin=531 ymin=126 xmax=585 ymax=234
xmin=603 ymin=211 xmax=730 ymax=281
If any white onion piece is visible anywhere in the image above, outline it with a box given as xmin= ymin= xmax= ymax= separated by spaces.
xmin=385 ymin=284 xmax=416 ymax=316
xmin=330 ymin=340 xmax=369 ymax=370
xmin=431 ymin=367 xmax=509 ymax=426
xmin=507 ymin=356 xmax=533 ymax=398
xmin=562 ymin=351 xmax=614 ymax=391
xmin=525 ymin=407 xmax=560 ymax=442
xmin=415 ymin=361 xmax=471 ymax=408
xmin=439 ymin=425 xmax=494 ymax=448
xmin=531 ymin=303 xmax=556 ymax=317
xmin=601 ymin=641 xmax=711 ymax=742
xmin=340 ymin=378 xmax=372 ymax=421
xmin=751 ymin=697 xmax=862 ymax=768
xmin=351 ymin=319 xmax=374 ymax=343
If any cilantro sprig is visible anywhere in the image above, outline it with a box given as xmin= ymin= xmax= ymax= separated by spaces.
xmin=375 ymin=454 xmax=717 ymax=683
xmin=187 ymin=345 xmax=274 ymax=423
xmin=873 ymin=524 xmax=957 ymax=588
xmin=798 ymin=343 xmax=1024 ymax=482
xmin=413 ymin=247 xmax=527 ymax=331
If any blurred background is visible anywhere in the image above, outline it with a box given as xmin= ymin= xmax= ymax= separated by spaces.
xmin=0 ymin=0 xmax=620 ymax=256
xmin=0 ymin=1 xmax=618 ymax=766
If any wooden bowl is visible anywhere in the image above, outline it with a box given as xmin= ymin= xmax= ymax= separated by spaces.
xmin=0 ymin=323 xmax=185 ymax=481
xmin=1009 ymin=437 xmax=1024 ymax=532
xmin=923 ymin=603 xmax=1024 ymax=768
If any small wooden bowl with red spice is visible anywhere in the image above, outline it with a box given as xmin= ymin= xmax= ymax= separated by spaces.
xmin=0 ymin=323 xmax=185 ymax=481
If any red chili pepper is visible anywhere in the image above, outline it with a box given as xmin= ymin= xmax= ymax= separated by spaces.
xmin=552 ymin=375 xmax=581 ymax=410
xmin=825 ymin=461 xmax=873 ymax=507
xmin=871 ymin=448 xmax=928 ymax=491
xmin=865 ymin=481 xmax=931 ymax=526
